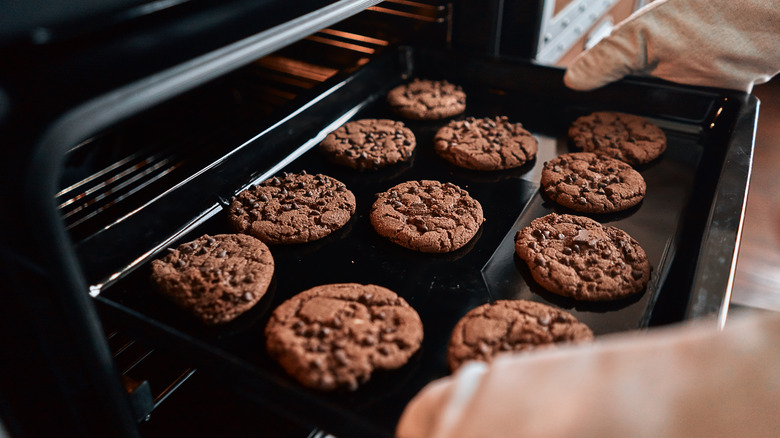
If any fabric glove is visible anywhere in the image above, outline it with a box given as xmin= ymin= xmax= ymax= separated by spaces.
xmin=564 ymin=0 xmax=780 ymax=92
xmin=396 ymin=311 xmax=780 ymax=438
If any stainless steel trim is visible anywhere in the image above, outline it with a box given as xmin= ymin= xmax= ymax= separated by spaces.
xmin=685 ymin=96 xmax=759 ymax=328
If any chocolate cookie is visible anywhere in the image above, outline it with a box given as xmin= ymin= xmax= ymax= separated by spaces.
xmin=319 ymin=119 xmax=416 ymax=170
xmin=228 ymin=172 xmax=356 ymax=245
xmin=514 ymin=213 xmax=651 ymax=301
xmin=150 ymin=233 xmax=274 ymax=325
xmin=569 ymin=111 xmax=666 ymax=166
xmin=264 ymin=283 xmax=424 ymax=391
xmin=541 ymin=152 xmax=646 ymax=213
xmin=447 ymin=300 xmax=594 ymax=371
xmin=370 ymin=180 xmax=484 ymax=253
xmin=387 ymin=79 xmax=466 ymax=121
xmin=433 ymin=116 xmax=538 ymax=171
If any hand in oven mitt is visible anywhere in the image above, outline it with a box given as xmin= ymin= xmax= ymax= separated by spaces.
xmin=396 ymin=311 xmax=780 ymax=438
xmin=563 ymin=0 xmax=780 ymax=92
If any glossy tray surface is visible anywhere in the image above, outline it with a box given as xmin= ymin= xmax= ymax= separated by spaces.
xmin=95 ymin=47 xmax=750 ymax=437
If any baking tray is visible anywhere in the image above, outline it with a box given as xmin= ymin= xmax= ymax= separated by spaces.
xmin=89 ymin=46 xmax=755 ymax=437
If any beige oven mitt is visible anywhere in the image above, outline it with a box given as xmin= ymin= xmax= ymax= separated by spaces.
xmin=563 ymin=0 xmax=780 ymax=92
xmin=396 ymin=311 xmax=780 ymax=438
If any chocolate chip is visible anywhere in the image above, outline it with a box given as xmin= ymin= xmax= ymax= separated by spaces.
xmin=320 ymin=374 xmax=334 ymax=386
xmin=310 ymin=357 xmax=325 ymax=370
xmin=333 ymin=350 xmax=350 ymax=366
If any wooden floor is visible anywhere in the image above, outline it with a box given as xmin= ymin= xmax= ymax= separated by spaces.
xmin=730 ymin=78 xmax=780 ymax=312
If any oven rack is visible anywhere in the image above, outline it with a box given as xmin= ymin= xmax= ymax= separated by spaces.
xmin=57 ymin=1 xmax=448 ymax=244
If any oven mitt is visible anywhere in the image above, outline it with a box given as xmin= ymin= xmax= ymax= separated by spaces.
xmin=563 ymin=0 xmax=780 ymax=92
xmin=396 ymin=311 xmax=780 ymax=438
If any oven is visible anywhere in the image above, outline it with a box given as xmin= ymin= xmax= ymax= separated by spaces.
xmin=0 ymin=1 xmax=756 ymax=437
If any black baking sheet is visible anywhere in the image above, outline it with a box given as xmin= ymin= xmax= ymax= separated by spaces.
xmin=94 ymin=46 xmax=740 ymax=437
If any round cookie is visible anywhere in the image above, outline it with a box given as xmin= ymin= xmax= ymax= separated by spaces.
xmin=434 ymin=116 xmax=538 ymax=171
xmin=447 ymin=300 xmax=594 ymax=371
xmin=150 ymin=233 xmax=274 ymax=325
xmin=264 ymin=283 xmax=424 ymax=391
xmin=228 ymin=172 xmax=356 ymax=245
xmin=514 ymin=213 xmax=651 ymax=301
xmin=387 ymin=79 xmax=466 ymax=121
xmin=370 ymin=180 xmax=484 ymax=253
xmin=319 ymin=119 xmax=416 ymax=170
xmin=568 ymin=111 xmax=666 ymax=166
xmin=541 ymin=152 xmax=646 ymax=213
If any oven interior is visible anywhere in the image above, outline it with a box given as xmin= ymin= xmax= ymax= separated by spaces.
xmin=3 ymin=0 xmax=756 ymax=437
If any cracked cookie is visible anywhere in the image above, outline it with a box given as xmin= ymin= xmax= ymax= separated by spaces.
xmin=434 ymin=116 xmax=538 ymax=171
xmin=264 ymin=283 xmax=424 ymax=391
xmin=514 ymin=213 xmax=651 ymax=301
xmin=569 ymin=111 xmax=666 ymax=166
xmin=151 ymin=233 xmax=274 ymax=325
xmin=319 ymin=119 xmax=416 ymax=171
xmin=370 ymin=180 xmax=484 ymax=253
xmin=387 ymin=79 xmax=466 ymax=121
xmin=542 ymin=152 xmax=646 ymax=213
xmin=447 ymin=299 xmax=593 ymax=371
xmin=228 ymin=172 xmax=356 ymax=245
